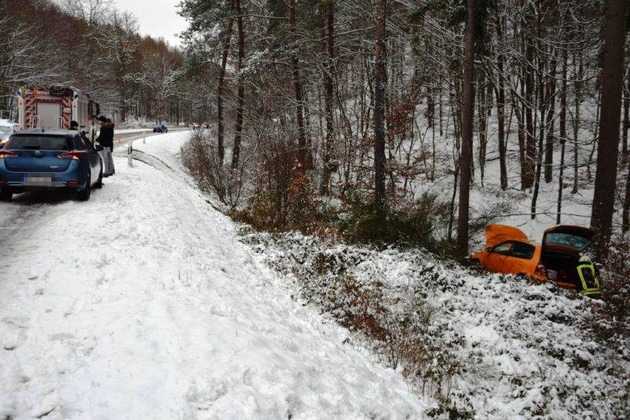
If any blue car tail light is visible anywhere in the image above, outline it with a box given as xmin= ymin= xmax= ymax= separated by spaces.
xmin=0 ymin=150 xmax=17 ymax=159
xmin=57 ymin=151 xmax=86 ymax=161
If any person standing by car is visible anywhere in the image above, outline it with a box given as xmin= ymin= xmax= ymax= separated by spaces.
xmin=96 ymin=116 xmax=115 ymax=177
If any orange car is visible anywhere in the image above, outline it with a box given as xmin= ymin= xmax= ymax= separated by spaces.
xmin=471 ymin=224 xmax=601 ymax=297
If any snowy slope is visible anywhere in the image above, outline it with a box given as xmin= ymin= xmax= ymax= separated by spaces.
xmin=243 ymin=232 xmax=630 ymax=419
xmin=0 ymin=132 xmax=425 ymax=420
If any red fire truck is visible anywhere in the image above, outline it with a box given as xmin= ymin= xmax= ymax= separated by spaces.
xmin=17 ymin=86 xmax=100 ymax=138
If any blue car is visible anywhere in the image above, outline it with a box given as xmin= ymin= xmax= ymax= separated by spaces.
xmin=153 ymin=123 xmax=168 ymax=133
xmin=0 ymin=129 xmax=103 ymax=202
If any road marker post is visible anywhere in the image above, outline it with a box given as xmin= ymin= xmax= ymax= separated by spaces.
xmin=128 ymin=142 xmax=133 ymax=167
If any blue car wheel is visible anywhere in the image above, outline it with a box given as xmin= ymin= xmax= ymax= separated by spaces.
xmin=77 ymin=173 xmax=91 ymax=201
xmin=0 ymin=187 xmax=12 ymax=202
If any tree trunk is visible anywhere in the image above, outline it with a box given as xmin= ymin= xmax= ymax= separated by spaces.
xmin=231 ymin=0 xmax=245 ymax=171
xmin=321 ymin=0 xmax=335 ymax=195
xmin=587 ymin=91 xmax=602 ymax=181
xmin=523 ymin=9 xmax=536 ymax=190
xmin=623 ymin=68 xmax=629 ymax=163
xmin=457 ymin=0 xmax=475 ymax=259
xmin=218 ymin=18 xmax=234 ymax=165
xmin=288 ymin=0 xmax=308 ymax=173
xmin=591 ymin=0 xmax=628 ymax=259
xmin=544 ymin=58 xmax=557 ymax=183
xmin=496 ymin=15 xmax=508 ymax=191
xmin=373 ymin=0 xmax=387 ymax=212
xmin=513 ymin=84 xmax=527 ymax=189
xmin=572 ymin=52 xmax=582 ymax=194
xmin=623 ymin=163 xmax=630 ymax=233
xmin=557 ymin=44 xmax=568 ymax=224
xmin=531 ymin=42 xmax=547 ymax=220
xmin=477 ymin=72 xmax=488 ymax=187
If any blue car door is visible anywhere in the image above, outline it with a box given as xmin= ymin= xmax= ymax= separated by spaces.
xmin=74 ymin=135 xmax=100 ymax=183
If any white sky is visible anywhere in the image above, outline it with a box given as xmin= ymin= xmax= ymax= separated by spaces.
xmin=110 ymin=0 xmax=188 ymax=47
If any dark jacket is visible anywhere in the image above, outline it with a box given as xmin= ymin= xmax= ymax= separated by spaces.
xmin=97 ymin=123 xmax=115 ymax=149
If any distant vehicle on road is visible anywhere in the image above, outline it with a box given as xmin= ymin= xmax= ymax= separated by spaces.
xmin=153 ymin=123 xmax=168 ymax=133
xmin=0 ymin=129 xmax=103 ymax=202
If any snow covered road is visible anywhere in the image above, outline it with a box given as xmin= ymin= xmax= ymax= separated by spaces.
xmin=0 ymin=132 xmax=423 ymax=419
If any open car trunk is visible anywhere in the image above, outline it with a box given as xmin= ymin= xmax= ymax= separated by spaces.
xmin=541 ymin=226 xmax=596 ymax=290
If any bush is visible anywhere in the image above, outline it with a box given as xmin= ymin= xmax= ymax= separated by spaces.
xmin=182 ymin=130 xmax=246 ymax=209
xmin=339 ymin=192 xmax=449 ymax=251
xmin=589 ymin=236 xmax=630 ymax=340
xmin=286 ymin=175 xmax=322 ymax=232
xmin=233 ymin=174 xmax=337 ymax=234
xmin=231 ymin=191 xmax=278 ymax=231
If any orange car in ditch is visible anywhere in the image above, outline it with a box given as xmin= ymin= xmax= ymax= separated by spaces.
xmin=471 ymin=224 xmax=601 ymax=297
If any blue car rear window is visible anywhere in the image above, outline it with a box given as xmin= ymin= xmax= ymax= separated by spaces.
xmin=7 ymin=135 xmax=73 ymax=151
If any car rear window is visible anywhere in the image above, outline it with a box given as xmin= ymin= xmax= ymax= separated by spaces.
xmin=546 ymin=233 xmax=591 ymax=251
xmin=7 ymin=135 xmax=73 ymax=151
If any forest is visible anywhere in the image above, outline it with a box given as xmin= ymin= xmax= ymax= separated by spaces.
xmin=0 ymin=0 xmax=201 ymax=124
xmin=179 ymin=0 xmax=630 ymax=264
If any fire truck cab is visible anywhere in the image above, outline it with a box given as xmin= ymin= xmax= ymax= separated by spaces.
xmin=17 ymin=86 xmax=100 ymax=139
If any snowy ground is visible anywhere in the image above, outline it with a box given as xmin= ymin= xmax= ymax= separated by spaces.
xmin=0 ymin=132 xmax=424 ymax=419
xmin=243 ymin=232 xmax=630 ymax=419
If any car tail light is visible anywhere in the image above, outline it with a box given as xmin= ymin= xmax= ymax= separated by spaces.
xmin=58 ymin=151 xmax=85 ymax=160
xmin=0 ymin=150 xmax=17 ymax=159
xmin=66 ymin=180 xmax=80 ymax=188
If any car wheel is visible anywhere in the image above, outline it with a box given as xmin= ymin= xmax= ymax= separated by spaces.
xmin=94 ymin=166 xmax=103 ymax=189
xmin=77 ymin=175 xmax=91 ymax=201
xmin=0 ymin=188 xmax=12 ymax=202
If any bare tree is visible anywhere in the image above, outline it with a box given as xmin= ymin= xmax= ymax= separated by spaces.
xmin=457 ymin=0 xmax=476 ymax=258
xmin=288 ymin=0 xmax=308 ymax=173
xmin=218 ymin=17 xmax=234 ymax=164
xmin=373 ymin=0 xmax=387 ymax=213
xmin=320 ymin=0 xmax=336 ymax=195
xmin=62 ymin=0 xmax=112 ymax=25
xmin=495 ymin=14 xmax=508 ymax=191
xmin=232 ymin=0 xmax=246 ymax=171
